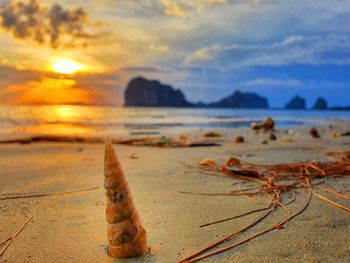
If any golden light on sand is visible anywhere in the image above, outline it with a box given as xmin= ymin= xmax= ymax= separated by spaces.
xmin=51 ymin=59 xmax=83 ymax=74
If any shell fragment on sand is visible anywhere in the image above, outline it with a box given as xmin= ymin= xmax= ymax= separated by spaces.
xmin=104 ymin=142 xmax=149 ymax=258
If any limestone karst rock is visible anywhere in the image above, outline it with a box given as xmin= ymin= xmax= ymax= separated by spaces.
xmin=124 ymin=76 xmax=193 ymax=107
xmin=284 ymin=95 xmax=306 ymax=109
xmin=312 ymin=97 xmax=328 ymax=110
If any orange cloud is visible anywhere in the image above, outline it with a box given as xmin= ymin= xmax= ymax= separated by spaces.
xmin=3 ymin=76 xmax=111 ymax=105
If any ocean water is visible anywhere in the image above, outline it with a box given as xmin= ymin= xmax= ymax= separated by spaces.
xmin=0 ymin=105 xmax=349 ymax=139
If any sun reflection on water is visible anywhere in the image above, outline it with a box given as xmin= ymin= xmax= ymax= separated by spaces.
xmin=9 ymin=105 xmax=105 ymax=137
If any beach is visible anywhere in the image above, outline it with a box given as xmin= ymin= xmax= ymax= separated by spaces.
xmin=1 ymin=0 xmax=350 ymax=261
xmin=1 ymin=120 xmax=349 ymax=263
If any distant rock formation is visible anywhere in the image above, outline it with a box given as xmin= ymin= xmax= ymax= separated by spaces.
xmin=124 ymin=77 xmax=270 ymax=108
xmin=330 ymin=106 xmax=350 ymax=110
xmin=124 ymin=77 xmax=193 ymax=107
xmin=284 ymin=96 xmax=306 ymax=109
xmin=210 ymin=91 xmax=269 ymax=108
xmin=312 ymin=97 xmax=328 ymax=110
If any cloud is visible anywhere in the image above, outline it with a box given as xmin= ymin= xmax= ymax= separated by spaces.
xmin=185 ymin=35 xmax=350 ymax=69
xmin=149 ymin=44 xmax=170 ymax=52
xmin=243 ymin=78 xmax=301 ymax=87
xmin=0 ymin=64 xmax=39 ymax=86
xmin=122 ymin=66 xmax=170 ymax=74
xmin=0 ymin=0 xmax=101 ymax=48
xmin=162 ymin=0 xmax=187 ymax=18
xmin=161 ymin=0 xmax=227 ymax=18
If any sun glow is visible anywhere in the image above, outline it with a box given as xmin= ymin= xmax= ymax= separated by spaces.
xmin=51 ymin=59 xmax=83 ymax=74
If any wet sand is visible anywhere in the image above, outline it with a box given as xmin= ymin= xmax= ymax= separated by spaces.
xmin=0 ymin=123 xmax=350 ymax=262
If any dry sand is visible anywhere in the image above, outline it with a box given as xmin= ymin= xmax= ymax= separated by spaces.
xmin=0 ymin=123 xmax=350 ymax=263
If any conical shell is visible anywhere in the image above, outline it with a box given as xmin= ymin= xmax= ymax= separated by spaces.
xmin=104 ymin=142 xmax=149 ymax=258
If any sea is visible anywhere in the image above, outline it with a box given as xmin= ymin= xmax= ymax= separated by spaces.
xmin=0 ymin=105 xmax=349 ymax=140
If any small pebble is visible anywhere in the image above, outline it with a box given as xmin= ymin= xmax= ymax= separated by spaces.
xmin=128 ymin=153 xmax=140 ymax=159
xmin=204 ymin=131 xmax=220 ymax=137
xmin=235 ymin=135 xmax=244 ymax=143
xmin=310 ymin=127 xmax=321 ymax=138
xmin=179 ymin=134 xmax=190 ymax=140
xmin=331 ymin=131 xmax=340 ymax=138
xmin=260 ymin=139 xmax=268 ymax=144
xmin=95 ymin=201 xmax=104 ymax=206
xmin=269 ymin=133 xmax=277 ymax=140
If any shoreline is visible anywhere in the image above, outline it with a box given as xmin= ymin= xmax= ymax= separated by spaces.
xmin=0 ymin=119 xmax=349 ymax=145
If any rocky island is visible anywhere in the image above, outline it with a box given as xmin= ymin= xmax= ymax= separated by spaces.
xmin=125 ymin=77 xmax=269 ymax=108
xmin=124 ymin=77 xmax=193 ymax=107
xmin=284 ymin=95 xmax=306 ymax=109
xmin=312 ymin=97 xmax=328 ymax=110
xmin=209 ymin=90 xmax=269 ymax=108
xmin=124 ymin=77 xmax=347 ymax=110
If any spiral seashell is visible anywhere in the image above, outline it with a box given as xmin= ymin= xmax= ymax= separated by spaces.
xmin=104 ymin=142 xmax=149 ymax=258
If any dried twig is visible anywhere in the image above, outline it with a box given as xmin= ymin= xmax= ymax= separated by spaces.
xmin=0 ymin=237 xmax=11 ymax=247
xmin=178 ymin=151 xmax=350 ymax=262
xmin=0 ymin=216 xmax=33 ymax=257
xmin=322 ymin=186 xmax=350 ymax=200
xmin=179 ymin=190 xmax=261 ymax=197
xmin=177 ymin=196 xmax=279 ymax=263
xmin=200 ymin=191 xmax=296 ymax=228
xmin=184 ymin=190 xmax=312 ymax=263
xmin=306 ymin=179 xmax=350 ymax=212
xmin=199 ymin=206 xmax=271 ymax=228
xmin=0 ymin=186 xmax=99 ymax=201
xmin=242 ymin=194 xmax=262 ymax=204
xmin=267 ymin=192 xmax=291 ymax=214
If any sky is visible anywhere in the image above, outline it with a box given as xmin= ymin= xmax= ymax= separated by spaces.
xmin=0 ymin=0 xmax=349 ymax=107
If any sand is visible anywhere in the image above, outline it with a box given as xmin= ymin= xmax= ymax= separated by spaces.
xmin=0 ymin=122 xmax=350 ymax=263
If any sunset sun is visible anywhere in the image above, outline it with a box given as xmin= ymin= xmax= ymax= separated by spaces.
xmin=51 ymin=59 xmax=83 ymax=74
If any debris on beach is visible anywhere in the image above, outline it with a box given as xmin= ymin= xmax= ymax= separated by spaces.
xmin=222 ymin=157 xmax=259 ymax=178
xmin=225 ymin=157 xmax=241 ymax=167
xmin=179 ymin=134 xmax=190 ymax=141
xmin=0 ymin=187 xmax=99 ymax=201
xmin=0 ymin=135 xmax=221 ymax=148
xmin=269 ymin=133 xmax=277 ymax=141
xmin=178 ymin=151 xmax=350 ymax=263
xmin=260 ymin=139 xmax=268 ymax=144
xmin=119 ymin=137 xmax=220 ymax=148
xmin=235 ymin=135 xmax=245 ymax=143
xmin=331 ymin=131 xmax=340 ymax=138
xmin=0 ymin=216 xmax=34 ymax=257
xmin=104 ymin=142 xmax=149 ymax=258
xmin=310 ymin=127 xmax=321 ymax=138
xmin=251 ymin=117 xmax=275 ymax=132
xmin=250 ymin=122 xmax=259 ymax=130
xmin=128 ymin=153 xmax=140 ymax=159
xmin=341 ymin=131 xmax=350 ymax=136
xmin=203 ymin=131 xmax=221 ymax=138
xmin=200 ymin=159 xmax=216 ymax=167
xmin=0 ymin=135 xmax=105 ymax=144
